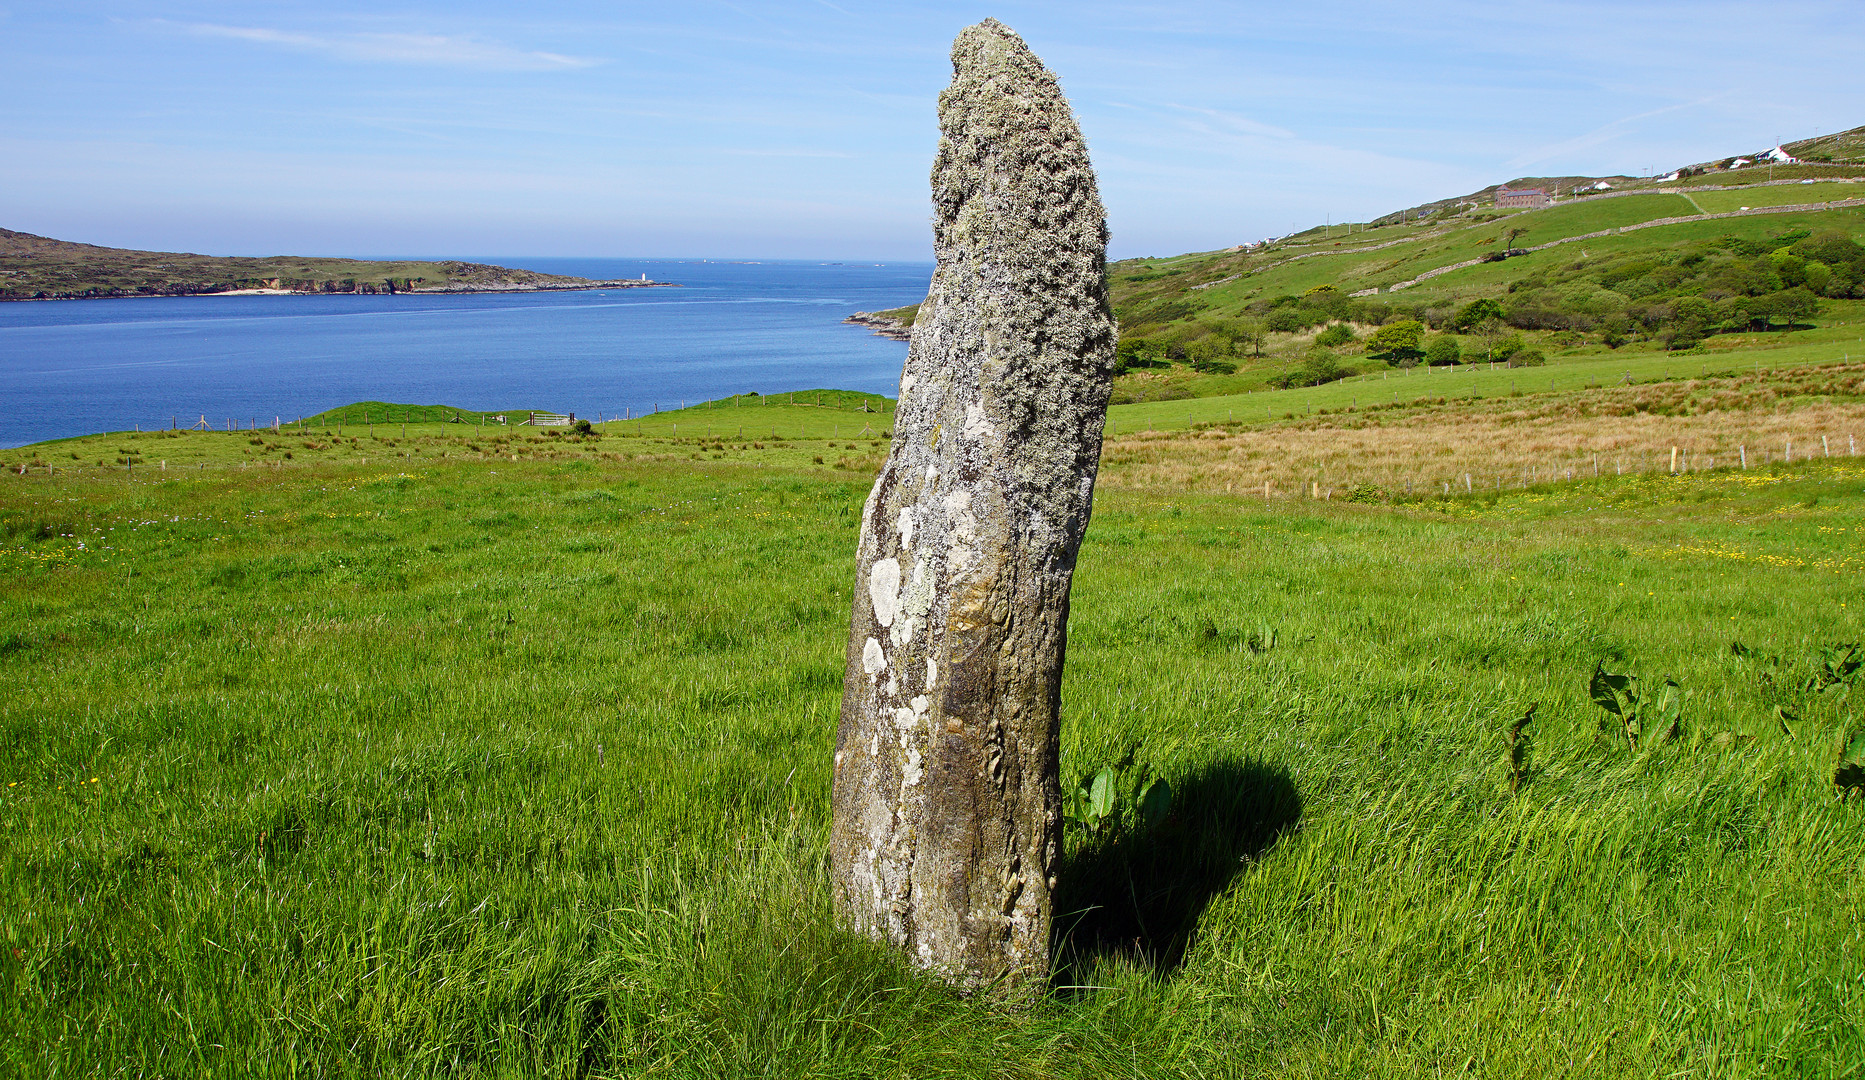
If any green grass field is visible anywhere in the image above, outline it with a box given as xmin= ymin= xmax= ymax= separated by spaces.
xmin=1687 ymin=182 xmax=1865 ymax=214
xmin=1114 ymin=336 xmax=1865 ymax=432
xmin=5 ymin=374 xmax=1865 ymax=1074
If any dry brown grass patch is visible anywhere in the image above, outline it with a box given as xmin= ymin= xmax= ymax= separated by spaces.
xmin=1098 ymin=366 xmax=1865 ymax=497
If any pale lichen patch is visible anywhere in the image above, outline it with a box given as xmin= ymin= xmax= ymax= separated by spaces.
xmin=964 ymin=400 xmax=995 ymax=438
xmin=869 ymin=557 xmax=902 ymax=627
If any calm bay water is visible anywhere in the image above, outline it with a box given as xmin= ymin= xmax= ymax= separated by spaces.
xmin=0 ymin=258 xmax=929 ymax=448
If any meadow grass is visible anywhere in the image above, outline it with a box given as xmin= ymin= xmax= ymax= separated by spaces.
xmin=1675 ymin=165 xmax=1865 ymax=188
xmin=4 ymin=390 xmax=1864 ymax=1075
xmin=1113 ymin=349 xmax=1865 ymax=433
xmin=0 ymin=390 xmax=897 ymax=480
xmin=1689 ymin=182 xmax=1865 ymax=214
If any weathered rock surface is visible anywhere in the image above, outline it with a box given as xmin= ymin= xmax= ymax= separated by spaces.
xmin=843 ymin=311 xmax=914 ymax=340
xmin=829 ymin=18 xmax=1115 ymax=989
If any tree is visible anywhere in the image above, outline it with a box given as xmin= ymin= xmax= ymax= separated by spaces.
xmin=1803 ymin=260 xmax=1833 ymax=297
xmin=1186 ymin=336 xmax=1232 ymax=371
xmin=1270 ymin=347 xmax=1349 ymax=388
xmin=1666 ymin=296 xmax=1714 ymax=349
xmin=1768 ymin=250 xmax=1807 ymax=287
xmin=1453 ymin=297 xmax=1505 ymax=332
xmin=1503 ymin=225 xmax=1530 ymax=249
xmin=1114 ymin=335 xmax=1168 ymax=373
xmin=1475 ymin=316 xmax=1511 ymax=360
xmin=1265 ymin=307 xmax=1306 ymax=334
xmin=1365 ymin=318 xmax=1425 ymax=364
xmin=1202 ymin=318 xmax=1251 ymax=355
xmin=1315 ymin=322 xmax=1357 ymax=348
xmin=1228 ymin=317 xmax=1267 ymax=357
xmin=1424 ymin=334 xmax=1462 ymax=366
xmin=1775 ymin=287 xmax=1821 ymax=332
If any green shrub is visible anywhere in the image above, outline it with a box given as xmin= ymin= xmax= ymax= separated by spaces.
xmin=1315 ymin=323 xmax=1357 ymax=348
xmin=1366 ymin=318 xmax=1426 ymax=365
xmin=1424 ymin=334 xmax=1462 ymax=366
xmin=1270 ymin=349 xmax=1352 ymax=389
xmin=1115 ymin=335 xmax=1172 ymax=375
xmin=1453 ymin=297 xmax=1505 ymax=331
xmin=1265 ymin=308 xmax=1306 ymax=334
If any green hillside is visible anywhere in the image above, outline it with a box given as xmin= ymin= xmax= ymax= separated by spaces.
xmin=1099 ymin=171 xmax=1865 ymax=407
xmin=1785 ymin=123 xmax=1865 ymax=164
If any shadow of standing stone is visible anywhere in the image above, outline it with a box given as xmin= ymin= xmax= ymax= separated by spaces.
xmin=1052 ymin=758 xmax=1302 ymax=978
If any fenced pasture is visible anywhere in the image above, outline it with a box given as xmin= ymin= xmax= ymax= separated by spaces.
xmin=1102 ymin=362 xmax=1865 ymax=500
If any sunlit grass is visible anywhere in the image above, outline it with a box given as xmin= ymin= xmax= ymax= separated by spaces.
xmin=3 ymin=416 xmax=1863 ymax=1074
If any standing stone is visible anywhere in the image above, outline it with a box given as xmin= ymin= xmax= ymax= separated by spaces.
xmin=829 ymin=18 xmax=1115 ymax=989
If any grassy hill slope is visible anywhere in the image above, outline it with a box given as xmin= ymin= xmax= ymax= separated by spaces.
xmin=1786 ymin=123 xmax=1865 ymax=164
xmin=1099 ymin=189 xmax=1865 ymax=408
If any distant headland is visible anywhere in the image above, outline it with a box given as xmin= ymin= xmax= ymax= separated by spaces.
xmin=0 ymin=227 xmax=676 ymax=301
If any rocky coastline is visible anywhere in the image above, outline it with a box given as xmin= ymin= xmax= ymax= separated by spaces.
xmin=0 ymin=228 xmax=679 ymax=301
xmin=2 ymin=280 xmax=678 ymax=302
xmin=843 ymin=311 xmax=913 ymax=340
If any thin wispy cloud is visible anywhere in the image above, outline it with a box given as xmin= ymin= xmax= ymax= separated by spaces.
xmin=1504 ymin=95 xmax=1727 ymax=171
xmin=1161 ymin=104 xmax=1295 ymax=140
xmin=181 ymin=23 xmax=599 ymax=72
xmin=720 ymin=148 xmax=856 ymax=159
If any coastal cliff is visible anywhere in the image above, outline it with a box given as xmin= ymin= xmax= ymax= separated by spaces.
xmin=0 ymin=229 xmax=670 ymax=301
xmin=842 ymin=305 xmax=917 ymax=340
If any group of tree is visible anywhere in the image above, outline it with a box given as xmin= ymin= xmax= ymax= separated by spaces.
xmin=1442 ymin=228 xmax=1853 ymax=349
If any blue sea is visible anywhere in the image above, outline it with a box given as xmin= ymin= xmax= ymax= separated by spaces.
xmin=0 ymin=258 xmax=930 ymax=448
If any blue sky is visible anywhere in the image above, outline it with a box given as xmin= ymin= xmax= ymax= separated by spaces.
xmin=3 ymin=2 xmax=1862 ymax=261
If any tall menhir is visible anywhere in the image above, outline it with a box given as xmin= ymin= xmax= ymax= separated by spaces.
xmin=828 ymin=18 xmax=1116 ymax=988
